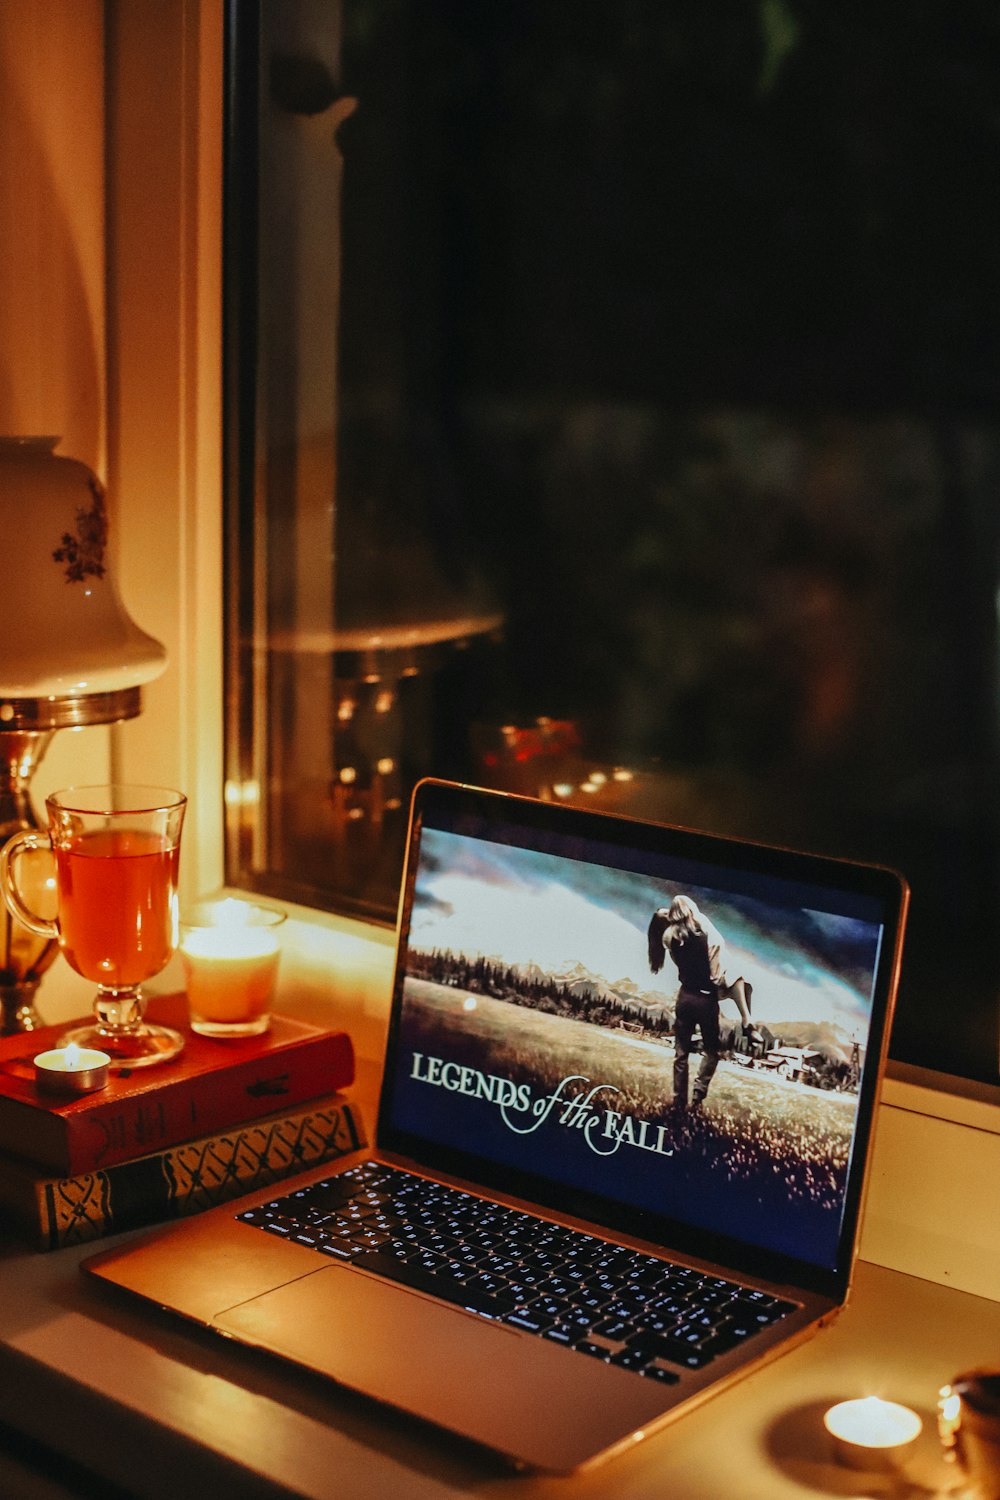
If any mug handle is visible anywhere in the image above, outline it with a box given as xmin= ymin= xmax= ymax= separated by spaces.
xmin=0 ymin=829 xmax=59 ymax=938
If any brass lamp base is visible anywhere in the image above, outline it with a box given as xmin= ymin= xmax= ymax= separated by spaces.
xmin=0 ymin=979 xmax=43 ymax=1036
xmin=0 ymin=686 xmax=142 ymax=734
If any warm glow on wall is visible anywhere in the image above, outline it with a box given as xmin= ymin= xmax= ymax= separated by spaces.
xmin=0 ymin=1 xmax=106 ymax=467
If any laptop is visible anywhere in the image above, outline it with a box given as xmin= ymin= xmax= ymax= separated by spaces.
xmin=84 ymin=778 xmax=908 ymax=1473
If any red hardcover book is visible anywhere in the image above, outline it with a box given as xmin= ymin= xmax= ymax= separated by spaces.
xmin=0 ymin=994 xmax=355 ymax=1176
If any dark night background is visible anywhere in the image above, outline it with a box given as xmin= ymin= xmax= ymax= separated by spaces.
xmin=257 ymin=1 xmax=1000 ymax=1082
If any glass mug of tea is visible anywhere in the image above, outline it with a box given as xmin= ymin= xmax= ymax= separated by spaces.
xmin=0 ymin=785 xmax=187 ymax=1066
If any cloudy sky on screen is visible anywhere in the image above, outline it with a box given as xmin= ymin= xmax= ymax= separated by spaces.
xmin=409 ymin=830 xmax=880 ymax=1034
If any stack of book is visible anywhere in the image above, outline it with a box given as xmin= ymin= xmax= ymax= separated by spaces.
xmin=0 ymin=994 xmax=363 ymax=1251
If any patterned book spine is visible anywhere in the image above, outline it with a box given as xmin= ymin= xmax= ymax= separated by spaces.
xmin=26 ymin=1097 xmax=365 ymax=1250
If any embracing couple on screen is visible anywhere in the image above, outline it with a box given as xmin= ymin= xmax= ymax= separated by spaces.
xmin=647 ymin=895 xmax=761 ymax=1112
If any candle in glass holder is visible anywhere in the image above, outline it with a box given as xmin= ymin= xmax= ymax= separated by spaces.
xmin=180 ymin=899 xmax=286 ymax=1038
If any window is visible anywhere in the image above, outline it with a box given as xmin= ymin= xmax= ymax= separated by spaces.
xmin=224 ymin=0 xmax=1000 ymax=1086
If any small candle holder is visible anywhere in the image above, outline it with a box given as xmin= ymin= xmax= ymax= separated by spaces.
xmin=34 ymin=1042 xmax=111 ymax=1095
xmin=180 ymin=898 xmax=286 ymax=1039
xmin=824 ymin=1396 xmax=922 ymax=1472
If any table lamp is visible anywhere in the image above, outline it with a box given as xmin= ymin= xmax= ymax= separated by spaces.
xmin=0 ymin=436 xmax=167 ymax=1034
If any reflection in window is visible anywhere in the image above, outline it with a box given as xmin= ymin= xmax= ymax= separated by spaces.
xmin=224 ymin=1 xmax=999 ymax=1084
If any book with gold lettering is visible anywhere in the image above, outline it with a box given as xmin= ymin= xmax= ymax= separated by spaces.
xmin=0 ymin=1092 xmax=366 ymax=1250
xmin=0 ymin=994 xmax=355 ymax=1175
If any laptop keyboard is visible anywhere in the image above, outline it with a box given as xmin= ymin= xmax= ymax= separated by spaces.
xmin=237 ymin=1161 xmax=796 ymax=1382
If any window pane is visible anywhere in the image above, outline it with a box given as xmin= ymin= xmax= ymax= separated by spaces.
xmin=224 ymin=0 xmax=1000 ymax=1085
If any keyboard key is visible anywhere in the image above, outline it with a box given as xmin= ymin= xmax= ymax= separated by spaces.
xmin=482 ymin=1254 xmax=520 ymax=1276
xmin=593 ymin=1316 xmax=637 ymax=1341
xmin=578 ymin=1288 xmax=614 ymax=1312
xmin=503 ymin=1308 xmax=554 ymax=1333
xmin=575 ymin=1341 xmax=611 ymax=1362
xmin=541 ymin=1276 xmax=576 ymax=1299
xmin=753 ymin=1298 xmax=797 ymax=1324
xmin=542 ymin=1325 xmax=574 ymax=1344
xmin=504 ymin=1281 xmax=535 ymax=1303
xmin=533 ymin=1296 xmax=571 ymax=1320
xmin=315 ymin=1241 xmax=356 ymax=1260
xmin=610 ymin=1347 xmax=651 ymax=1370
xmin=350 ymin=1227 xmax=392 ymax=1250
xmin=256 ymin=1219 xmax=290 ymax=1236
xmin=466 ymin=1271 xmax=510 ymax=1296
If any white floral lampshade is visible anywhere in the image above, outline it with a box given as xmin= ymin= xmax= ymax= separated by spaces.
xmin=0 ymin=437 xmax=166 ymax=716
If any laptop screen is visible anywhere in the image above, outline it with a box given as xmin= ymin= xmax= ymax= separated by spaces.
xmin=380 ymin=781 xmax=907 ymax=1298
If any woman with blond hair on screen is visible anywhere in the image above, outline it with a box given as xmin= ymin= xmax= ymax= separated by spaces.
xmin=647 ymin=895 xmax=758 ymax=1111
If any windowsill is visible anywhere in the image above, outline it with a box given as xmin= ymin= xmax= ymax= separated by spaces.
xmin=883 ymin=1060 xmax=1000 ymax=1131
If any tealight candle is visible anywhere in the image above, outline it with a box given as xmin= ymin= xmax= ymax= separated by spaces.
xmin=34 ymin=1042 xmax=111 ymax=1095
xmin=180 ymin=898 xmax=286 ymax=1038
xmin=824 ymin=1396 xmax=923 ymax=1471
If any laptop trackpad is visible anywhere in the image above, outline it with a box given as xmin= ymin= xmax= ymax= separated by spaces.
xmin=215 ymin=1263 xmax=674 ymax=1472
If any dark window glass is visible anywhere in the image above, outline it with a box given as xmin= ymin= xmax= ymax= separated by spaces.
xmin=224 ymin=0 xmax=1000 ymax=1085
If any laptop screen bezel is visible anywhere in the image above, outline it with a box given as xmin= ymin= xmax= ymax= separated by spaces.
xmin=377 ymin=778 xmax=908 ymax=1302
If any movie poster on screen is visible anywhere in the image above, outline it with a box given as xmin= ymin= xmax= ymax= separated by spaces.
xmin=390 ymin=828 xmax=883 ymax=1267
